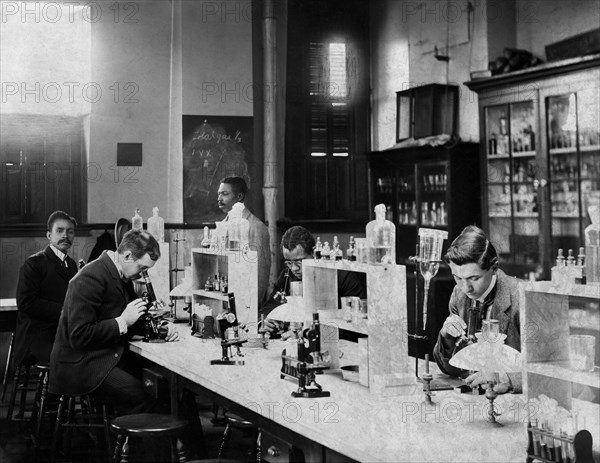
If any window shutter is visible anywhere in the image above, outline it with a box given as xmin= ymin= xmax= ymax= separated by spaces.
xmin=308 ymin=41 xmax=351 ymax=158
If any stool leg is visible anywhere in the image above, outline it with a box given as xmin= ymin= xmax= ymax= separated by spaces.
xmin=51 ymin=395 xmax=66 ymax=462
xmin=121 ymin=435 xmax=129 ymax=463
xmin=33 ymin=371 xmax=49 ymax=460
xmin=173 ymin=437 xmax=187 ymax=463
xmin=102 ymin=403 xmax=112 ymax=463
xmin=113 ymin=434 xmax=126 ymax=463
xmin=64 ymin=395 xmax=76 ymax=461
xmin=1 ymin=332 xmax=14 ymax=403
xmin=256 ymin=430 xmax=262 ymax=463
xmin=17 ymin=366 xmax=30 ymax=419
xmin=6 ymin=365 xmax=21 ymax=422
xmin=217 ymin=423 xmax=232 ymax=458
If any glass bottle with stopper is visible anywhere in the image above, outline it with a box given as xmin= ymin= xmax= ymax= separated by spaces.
xmin=366 ymin=203 xmax=395 ymax=264
xmin=147 ymin=207 xmax=164 ymax=242
xmin=201 ymin=226 xmax=210 ymax=248
xmin=132 ymin=208 xmax=143 ymax=231
xmin=332 ymin=236 xmax=342 ymax=261
xmin=226 ymin=202 xmax=249 ymax=251
xmin=346 ymin=236 xmax=356 ymax=261
xmin=314 ymin=237 xmax=322 ymax=259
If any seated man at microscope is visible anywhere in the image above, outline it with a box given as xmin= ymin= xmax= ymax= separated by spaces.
xmin=261 ymin=225 xmax=366 ymax=336
xmin=433 ymin=225 xmax=522 ymax=393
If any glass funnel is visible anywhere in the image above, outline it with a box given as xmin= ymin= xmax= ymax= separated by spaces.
xmin=418 ymin=228 xmax=448 ymax=331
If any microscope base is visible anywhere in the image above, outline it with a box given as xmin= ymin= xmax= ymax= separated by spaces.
xmin=291 ymin=390 xmax=331 ymax=398
xmin=210 ymin=359 xmax=245 ymax=366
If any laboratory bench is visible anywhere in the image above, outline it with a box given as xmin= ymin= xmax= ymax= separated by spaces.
xmin=128 ymin=331 xmax=529 ymax=463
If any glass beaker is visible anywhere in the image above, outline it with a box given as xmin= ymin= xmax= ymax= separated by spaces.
xmin=354 ymin=238 xmax=368 ymax=264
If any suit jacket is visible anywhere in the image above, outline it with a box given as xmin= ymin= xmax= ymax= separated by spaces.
xmin=433 ymin=269 xmax=523 ymax=391
xmin=49 ymin=251 xmax=139 ymax=396
xmin=14 ymin=246 xmax=77 ymax=366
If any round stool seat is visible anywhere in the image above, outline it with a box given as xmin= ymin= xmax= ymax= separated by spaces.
xmin=110 ymin=413 xmax=188 ymax=437
xmin=223 ymin=412 xmax=254 ymax=429
xmin=34 ymin=363 xmax=50 ymax=372
xmin=187 ymin=460 xmax=246 ymax=463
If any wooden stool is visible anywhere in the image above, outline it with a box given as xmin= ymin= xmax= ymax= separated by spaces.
xmin=29 ymin=363 xmax=52 ymax=460
xmin=110 ymin=413 xmax=189 ymax=463
xmin=218 ymin=412 xmax=261 ymax=462
xmin=6 ymin=362 xmax=38 ymax=423
xmin=51 ymin=393 xmax=112 ymax=462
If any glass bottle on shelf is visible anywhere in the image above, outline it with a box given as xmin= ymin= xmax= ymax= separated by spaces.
xmin=332 ymin=236 xmax=342 ymax=261
xmin=147 ymin=206 xmax=164 ymax=242
xmin=409 ymin=201 xmax=417 ymax=225
xmin=321 ymin=241 xmax=331 ymax=260
xmin=366 ymin=203 xmax=395 ymax=264
xmin=346 ymin=236 xmax=356 ymax=262
xmin=201 ymin=226 xmax=210 ymax=248
xmin=132 ymin=208 xmax=143 ymax=231
xmin=314 ymin=237 xmax=322 ymax=259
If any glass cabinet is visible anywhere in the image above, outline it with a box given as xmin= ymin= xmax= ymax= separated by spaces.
xmin=467 ymin=54 xmax=600 ymax=278
xmin=368 ymin=143 xmax=480 ymax=263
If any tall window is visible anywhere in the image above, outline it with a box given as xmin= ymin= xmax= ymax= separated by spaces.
xmin=309 ymin=42 xmax=351 ymax=158
xmin=285 ymin=0 xmax=370 ymax=221
xmin=0 ymin=1 xmax=90 ymax=224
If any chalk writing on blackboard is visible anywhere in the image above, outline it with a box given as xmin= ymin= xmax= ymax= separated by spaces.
xmin=182 ymin=115 xmax=253 ymax=223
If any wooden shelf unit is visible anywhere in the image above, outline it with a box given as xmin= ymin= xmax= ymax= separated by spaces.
xmin=191 ymin=247 xmax=259 ymax=337
xmin=522 ymin=281 xmax=600 ymax=458
xmin=302 ymin=259 xmax=414 ymax=394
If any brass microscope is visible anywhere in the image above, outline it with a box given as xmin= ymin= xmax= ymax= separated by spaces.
xmin=140 ymin=270 xmax=169 ymax=343
xmin=210 ymin=293 xmax=247 ymax=366
xmin=280 ymin=313 xmax=330 ymax=398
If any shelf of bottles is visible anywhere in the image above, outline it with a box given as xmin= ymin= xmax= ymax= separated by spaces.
xmin=373 ymin=166 xmax=399 ymax=223
xmin=547 ymin=89 xmax=600 ymax=253
xmin=417 ymin=163 xmax=448 ymax=228
xmin=485 ymin=101 xmax=539 ymax=264
xmin=396 ymin=167 xmax=417 ymax=226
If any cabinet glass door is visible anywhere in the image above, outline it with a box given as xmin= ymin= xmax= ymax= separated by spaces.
xmin=396 ymin=165 xmax=416 ymax=226
xmin=372 ymin=165 xmax=396 ymax=222
xmin=417 ymin=162 xmax=447 ymax=229
xmin=485 ymin=101 xmax=539 ymax=266
xmin=547 ymin=89 xmax=600 ymax=255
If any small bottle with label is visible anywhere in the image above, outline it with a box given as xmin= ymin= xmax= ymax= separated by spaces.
xmin=321 ymin=242 xmax=331 ymax=260
xmin=332 ymin=236 xmax=342 ymax=261
xmin=201 ymin=226 xmax=210 ymax=248
xmin=205 ymin=277 xmax=214 ymax=292
xmin=132 ymin=208 xmax=143 ymax=231
xmin=314 ymin=237 xmax=322 ymax=259
xmin=213 ymin=274 xmax=220 ymax=292
xmin=221 ymin=276 xmax=228 ymax=294
xmin=576 ymin=247 xmax=586 ymax=284
xmin=551 ymin=249 xmax=566 ymax=285
xmin=346 ymin=236 xmax=356 ymax=262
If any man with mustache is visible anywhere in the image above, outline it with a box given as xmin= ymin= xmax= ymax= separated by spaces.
xmin=217 ymin=176 xmax=271 ymax=304
xmin=14 ymin=210 xmax=78 ymax=367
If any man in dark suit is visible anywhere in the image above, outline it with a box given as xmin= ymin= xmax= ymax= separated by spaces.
xmin=14 ymin=210 xmax=78 ymax=367
xmin=49 ymin=229 xmax=179 ymax=414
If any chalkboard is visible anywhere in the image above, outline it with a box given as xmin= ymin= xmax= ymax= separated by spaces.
xmin=182 ymin=115 xmax=253 ymax=223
